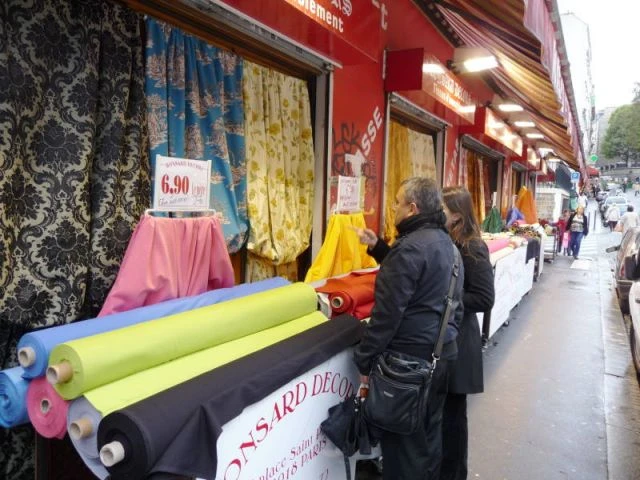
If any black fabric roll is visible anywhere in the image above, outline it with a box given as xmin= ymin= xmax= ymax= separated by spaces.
xmin=97 ymin=314 xmax=363 ymax=480
xmin=526 ymin=237 xmax=541 ymax=262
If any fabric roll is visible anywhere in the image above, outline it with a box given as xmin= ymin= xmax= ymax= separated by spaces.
xmin=304 ymin=213 xmax=377 ymax=283
xmin=0 ymin=367 xmax=30 ymax=428
xmin=26 ymin=377 xmax=69 ymax=439
xmin=484 ymin=238 xmax=511 ymax=254
xmin=99 ymin=214 xmax=235 ymax=316
xmin=97 ymin=314 xmax=363 ymax=480
xmin=50 ymin=282 xmax=318 ymax=400
xmin=67 ymin=311 xmax=327 ymax=479
xmin=19 ymin=277 xmax=289 ymax=379
xmin=67 ymin=397 xmax=109 ymax=480
xmin=316 ymin=271 xmax=378 ymax=319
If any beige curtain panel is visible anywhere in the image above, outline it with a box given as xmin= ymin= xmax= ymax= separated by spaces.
xmin=243 ymin=62 xmax=315 ymax=282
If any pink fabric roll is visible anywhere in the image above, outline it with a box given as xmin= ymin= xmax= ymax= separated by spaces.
xmin=484 ymin=238 xmax=511 ymax=254
xmin=27 ymin=377 xmax=69 ymax=439
xmin=99 ymin=215 xmax=235 ymax=316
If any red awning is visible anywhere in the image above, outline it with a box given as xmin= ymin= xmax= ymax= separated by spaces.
xmin=587 ymin=166 xmax=599 ymax=177
xmin=433 ymin=0 xmax=584 ymax=169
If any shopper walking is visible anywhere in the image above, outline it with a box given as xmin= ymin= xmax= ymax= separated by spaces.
xmin=605 ymin=204 xmax=621 ymax=232
xmin=566 ymin=206 xmax=589 ymax=259
xmin=439 ymin=186 xmax=495 ymax=480
xmin=619 ymin=205 xmax=640 ymax=234
xmin=354 ymin=177 xmax=464 ymax=480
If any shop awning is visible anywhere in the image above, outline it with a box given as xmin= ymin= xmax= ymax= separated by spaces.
xmin=429 ymin=0 xmax=584 ymax=170
xmin=587 ymin=166 xmax=599 ymax=177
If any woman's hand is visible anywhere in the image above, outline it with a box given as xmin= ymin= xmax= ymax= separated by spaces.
xmin=352 ymin=227 xmax=378 ymax=247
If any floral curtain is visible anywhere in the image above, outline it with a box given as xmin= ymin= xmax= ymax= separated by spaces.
xmin=145 ymin=19 xmax=247 ymax=253
xmin=408 ymin=128 xmax=436 ymax=179
xmin=0 ymin=0 xmax=149 ymax=477
xmin=243 ymin=62 xmax=315 ymax=281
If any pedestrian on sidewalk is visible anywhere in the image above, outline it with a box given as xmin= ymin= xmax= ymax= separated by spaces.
xmin=605 ymin=203 xmax=621 ymax=232
xmin=440 ymin=187 xmax=495 ymax=480
xmin=619 ymin=205 xmax=640 ymax=234
xmin=353 ymin=177 xmax=464 ymax=480
xmin=634 ymin=182 xmax=640 ymax=197
xmin=567 ymin=206 xmax=589 ymax=259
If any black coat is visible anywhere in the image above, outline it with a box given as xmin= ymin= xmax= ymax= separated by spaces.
xmin=448 ymin=238 xmax=495 ymax=394
xmin=566 ymin=212 xmax=589 ymax=235
xmin=354 ymin=215 xmax=465 ymax=375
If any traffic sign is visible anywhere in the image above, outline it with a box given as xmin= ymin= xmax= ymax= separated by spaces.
xmin=589 ymin=154 xmax=598 ymax=164
xmin=570 ymin=171 xmax=580 ymax=182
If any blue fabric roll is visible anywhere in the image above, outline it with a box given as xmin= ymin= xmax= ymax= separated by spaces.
xmin=0 ymin=367 xmax=30 ymax=427
xmin=18 ymin=277 xmax=290 ymax=379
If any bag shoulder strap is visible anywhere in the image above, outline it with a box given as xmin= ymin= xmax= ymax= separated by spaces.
xmin=432 ymin=244 xmax=461 ymax=361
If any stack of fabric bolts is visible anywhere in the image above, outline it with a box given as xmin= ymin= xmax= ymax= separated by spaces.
xmin=3 ymin=277 xmax=360 ymax=478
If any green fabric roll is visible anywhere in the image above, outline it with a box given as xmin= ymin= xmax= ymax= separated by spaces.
xmin=482 ymin=206 xmax=503 ymax=233
xmin=50 ymin=283 xmax=319 ymax=400
xmin=84 ymin=311 xmax=327 ymax=416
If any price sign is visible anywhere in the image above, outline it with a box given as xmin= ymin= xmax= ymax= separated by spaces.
xmin=153 ymin=155 xmax=211 ymax=211
xmin=336 ymin=176 xmax=361 ymax=212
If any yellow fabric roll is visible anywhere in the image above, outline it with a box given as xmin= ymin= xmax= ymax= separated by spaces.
xmin=304 ymin=213 xmax=377 ymax=283
xmin=384 ymin=121 xmax=412 ymax=243
xmin=516 ymin=186 xmax=538 ymax=224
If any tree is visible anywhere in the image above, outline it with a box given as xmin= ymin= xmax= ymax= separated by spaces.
xmin=602 ymin=103 xmax=640 ymax=164
xmin=634 ymin=82 xmax=640 ymax=104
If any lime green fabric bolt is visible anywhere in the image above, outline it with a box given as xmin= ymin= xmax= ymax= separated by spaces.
xmin=83 ymin=311 xmax=327 ymax=416
xmin=50 ymin=283 xmax=319 ymax=400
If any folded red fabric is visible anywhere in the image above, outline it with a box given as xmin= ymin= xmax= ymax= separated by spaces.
xmin=484 ymin=238 xmax=511 ymax=254
xmin=316 ymin=271 xmax=378 ymax=320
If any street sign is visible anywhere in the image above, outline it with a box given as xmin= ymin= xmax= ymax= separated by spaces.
xmin=589 ymin=154 xmax=598 ymax=164
xmin=571 ymin=171 xmax=580 ymax=182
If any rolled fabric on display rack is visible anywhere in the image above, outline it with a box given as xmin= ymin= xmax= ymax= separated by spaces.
xmin=66 ymin=311 xmax=328 ymax=478
xmin=97 ymin=314 xmax=363 ymax=480
xmin=18 ymin=277 xmax=290 ymax=379
xmin=67 ymin=397 xmax=110 ymax=479
xmin=0 ymin=367 xmax=30 ymax=427
xmin=48 ymin=282 xmax=317 ymax=400
xmin=316 ymin=271 xmax=378 ymax=319
xmin=26 ymin=377 xmax=69 ymax=439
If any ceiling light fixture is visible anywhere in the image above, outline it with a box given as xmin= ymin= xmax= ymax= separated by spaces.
xmin=449 ymin=47 xmax=499 ymax=74
xmin=498 ymin=103 xmax=524 ymax=112
xmin=514 ymin=120 xmax=535 ymax=128
xmin=422 ymin=63 xmax=445 ymax=74
xmin=526 ymin=133 xmax=544 ymax=139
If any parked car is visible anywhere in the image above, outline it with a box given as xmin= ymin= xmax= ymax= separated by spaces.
xmin=611 ymin=227 xmax=640 ymax=314
xmin=601 ymin=196 xmax=629 ymax=217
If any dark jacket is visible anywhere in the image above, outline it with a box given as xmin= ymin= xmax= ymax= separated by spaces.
xmin=566 ymin=212 xmax=589 ymax=235
xmin=448 ymin=238 xmax=495 ymax=394
xmin=353 ymin=214 xmax=464 ymax=375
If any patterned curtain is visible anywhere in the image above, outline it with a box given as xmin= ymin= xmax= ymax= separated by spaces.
xmin=243 ymin=62 xmax=315 ymax=282
xmin=460 ymin=148 xmax=486 ymax=223
xmin=145 ymin=19 xmax=247 ymax=253
xmin=384 ymin=121 xmax=412 ymax=242
xmin=407 ymin=128 xmax=436 ymax=180
xmin=0 ymin=0 xmax=149 ymax=477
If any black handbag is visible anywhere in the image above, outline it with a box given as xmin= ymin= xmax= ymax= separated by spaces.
xmin=363 ymin=245 xmax=461 ymax=435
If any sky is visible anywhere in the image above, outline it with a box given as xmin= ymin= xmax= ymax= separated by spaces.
xmin=558 ymin=0 xmax=640 ymax=110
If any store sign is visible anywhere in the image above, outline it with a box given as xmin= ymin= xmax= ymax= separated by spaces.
xmin=526 ymin=147 xmax=540 ymax=170
xmin=153 ymin=155 xmax=211 ymax=211
xmin=215 ymin=350 xmax=366 ymax=480
xmin=484 ymin=109 xmax=523 ymax=156
xmin=217 ymin=0 xmax=382 ymax=62
xmin=336 ymin=175 xmax=361 ymax=212
xmin=421 ymin=55 xmax=475 ymax=123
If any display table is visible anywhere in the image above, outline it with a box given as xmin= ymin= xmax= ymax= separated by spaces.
xmin=478 ymin=245 xmax=535 ymax=339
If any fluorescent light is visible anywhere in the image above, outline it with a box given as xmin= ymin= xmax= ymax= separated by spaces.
xmin=514 ymin=120 xmax=535 ymax=128
xmin=526 ymin=133 xmax=544 ymax=139
xmin=422 ymin=63 xmax=445 ymax=74
xmin=462 ymin=55 xmax=498 ymax=72
xmin=490 ymin=121 xmax=505 ymax=129
xmin=498 ymin=103 xmax=524 ymax=112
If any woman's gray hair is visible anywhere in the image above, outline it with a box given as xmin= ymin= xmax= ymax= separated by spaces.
xmin=401 ymin=177 xmax=442 ymax=213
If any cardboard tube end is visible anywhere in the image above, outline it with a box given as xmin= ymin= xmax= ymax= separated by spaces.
xmin=69 ymin=417 xmax=94 ymax=440
xmin=46 ymin=361 xmax=73 ymax=385
xmin=100 ymin=441 xmax=125 ymax=467
xmin=331 ymin=297 xmax=344 ymax=308
xmin=18 ymin=347 xmax=36 ymax=368
xmin=40 ymin=398 xmax=51 ymax=415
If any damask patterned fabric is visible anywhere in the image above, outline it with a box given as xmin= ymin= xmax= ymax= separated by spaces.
xmin=407 ymin=127 xmax=436 ymax=179
xmin=243 ymin=62 xmax=315 ymax=282
xmin=145 ymin=19 xmax=247 ymax=253
xmin=0 ymin=0 xmax=150 ymax=477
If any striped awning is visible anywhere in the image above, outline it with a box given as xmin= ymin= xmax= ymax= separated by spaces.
xmin=430 ymin=0 xmax=584 ymax=170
